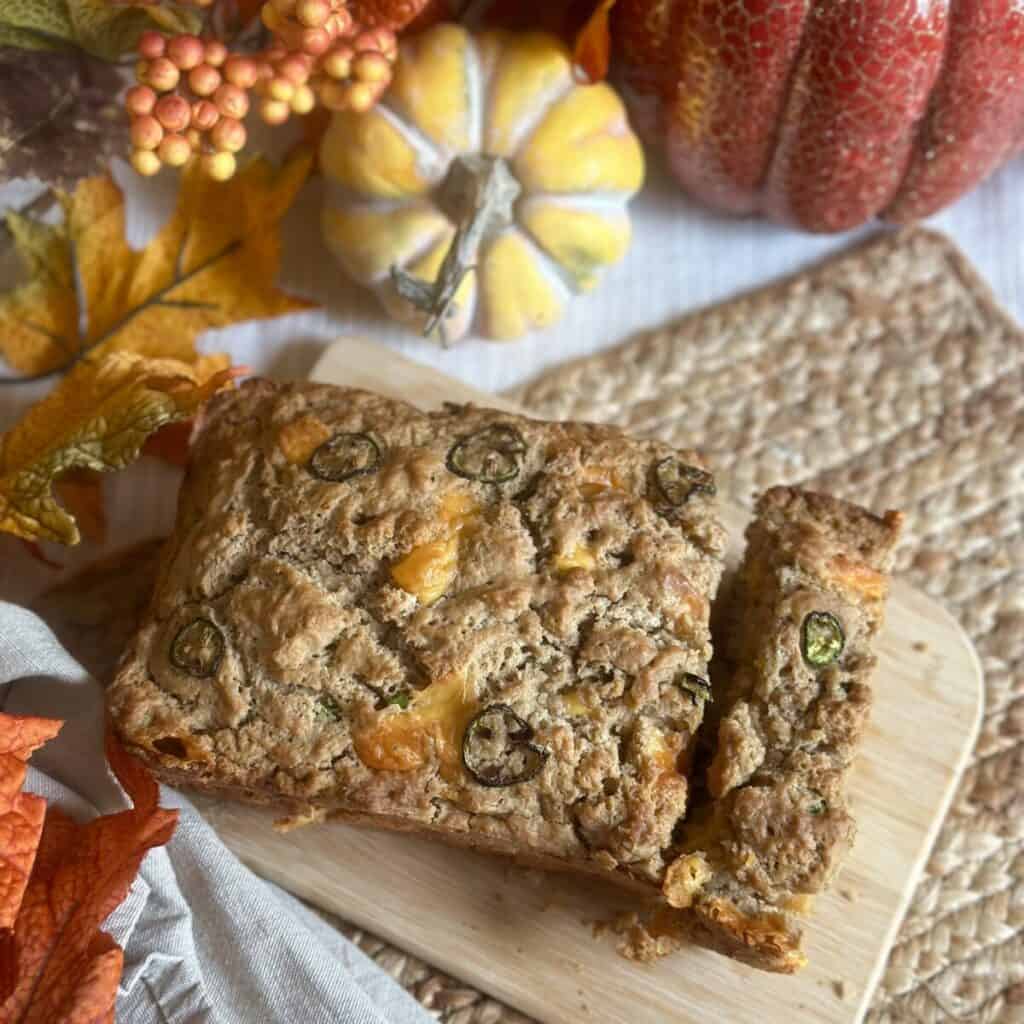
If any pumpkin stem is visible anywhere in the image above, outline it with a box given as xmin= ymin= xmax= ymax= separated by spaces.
xmin=391 ymin=154 xmax=521 ymax=345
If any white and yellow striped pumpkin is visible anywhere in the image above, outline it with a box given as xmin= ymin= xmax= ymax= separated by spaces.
xmin=320 ymin=23 xmax=645 ymax=343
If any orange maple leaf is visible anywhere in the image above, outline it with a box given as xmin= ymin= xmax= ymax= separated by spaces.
xmin=0 ymin=714 xmax=63 ymax=1000
xmin=0 ymin=729 xmax=178 ymax=1023
xmin=573 ymin=0 xmax=617 ymax=81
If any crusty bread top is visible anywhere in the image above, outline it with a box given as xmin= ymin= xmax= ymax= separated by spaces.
xmin=108 ymin=379 xmax=726 ymax=884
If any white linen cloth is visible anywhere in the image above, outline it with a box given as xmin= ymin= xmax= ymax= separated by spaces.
xmin=0 ymin=602 xmax=432 ymax=1024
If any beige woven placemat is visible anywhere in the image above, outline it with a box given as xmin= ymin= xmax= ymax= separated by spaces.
xmin=33 ymin=226 xmax=1023 ymax=1022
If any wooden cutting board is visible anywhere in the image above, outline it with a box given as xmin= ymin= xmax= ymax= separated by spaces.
xmin=194 ymin=338 xmax=984 ymax=1024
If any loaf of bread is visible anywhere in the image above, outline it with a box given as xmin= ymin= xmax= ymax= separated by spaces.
xmin=643 ymin=487 xmax=903 ymax=971
xmin=108 ymin=380 xmax=902 ymax=972
xmin=107 ymin=380 xmax=727 ymax=887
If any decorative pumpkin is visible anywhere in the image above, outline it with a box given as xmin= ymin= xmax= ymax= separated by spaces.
xmin=320 ymin=23 xmax=645 ymax=343
xmin=611 ymin=0 xmax=1024 ymax=232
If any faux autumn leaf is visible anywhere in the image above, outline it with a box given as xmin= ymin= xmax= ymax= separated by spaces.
xmin=54 ymin=469 xmax=106 ymax=543
xmin=0 ymin=0 xmax=198 ymax=59
xmin=0 ymin=148 xmax=314 ymax=379
xmin=574 ymin=0 xmax=616 ymax=81
xmin=0 ymin=731 xmax=178 ymax=1024
xmin=0 ymin=714 xmax=62 ymax=999
xmin=0 ymin=351 xmax=234 ymax=545
xmin=0 ymin=48 xmax=127 ymax=190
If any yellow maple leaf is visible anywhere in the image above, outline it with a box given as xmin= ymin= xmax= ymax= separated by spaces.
xmin=0 ymin=352 xmax=234 ymax=545
xmin=0 ymin=149 xmax=314 ymax=378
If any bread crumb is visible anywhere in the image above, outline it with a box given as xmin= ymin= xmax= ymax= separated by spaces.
xmin=273 ymin=805 xmax=326 ymax=832
xmin=833 ymin=979 xmax=849 ymax=1000
xmin=590 ymin=910 xmax=684 ymax=963
xmin=912 ymin=641 xmax=927 ymax=652
xmin=839 ymin=885 xmax=859 ymax=903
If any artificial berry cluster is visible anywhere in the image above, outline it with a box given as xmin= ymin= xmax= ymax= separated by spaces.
xmin=127 ymin=0 xmax=397 ymax=180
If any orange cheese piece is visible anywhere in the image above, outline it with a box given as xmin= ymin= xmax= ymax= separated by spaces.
xmin=827 ymin=553 xmax=889 ymax=601
xmin=353 ymin=672 xmax=477 ymax=779
xmin=390 ymin=492 xmax=478 ymax=605
xmin=278 ymin=415 xmax=332 ymax=464
xmin=553 ymin=544 xmax=598 ymax=573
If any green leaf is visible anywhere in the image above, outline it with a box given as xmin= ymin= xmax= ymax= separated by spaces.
xmin=0 ymin=0 xmax=75 ymax=49
xmin=0 ymin=0 xmax=200 ymax=59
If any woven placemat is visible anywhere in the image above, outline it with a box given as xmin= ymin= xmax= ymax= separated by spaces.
xmin=33 ymin=227 xmax=1022 ymax=1022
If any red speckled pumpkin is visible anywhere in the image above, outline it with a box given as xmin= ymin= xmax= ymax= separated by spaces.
xmin=612 ymin=0 xmax=1024 ymax=231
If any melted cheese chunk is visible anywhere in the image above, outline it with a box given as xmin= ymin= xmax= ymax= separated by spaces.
xmin=663 ymin=853 xmax=711 ymax=909
xmin=553 ymin=544 xmax=598 ymax=573
xmin=579 ymin=464 xmax=626 ymax=498
xmin=641 ymin=730 xmax=683 ymax=783
xmin=559 ymin=687 xmax=590 ymax=717
xmin=278 ymin=415 xmax=332 ymax=464
xmin=390 ymin=493 xmax=478 ymax=605
xmin=828 ymin=553 xmax=888 ymax=601
xmin=353 ymin=673 xmax=477 ymax=779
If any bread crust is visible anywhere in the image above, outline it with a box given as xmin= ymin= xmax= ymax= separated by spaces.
xmin=109 ymin=379 xmax=726 ymax=889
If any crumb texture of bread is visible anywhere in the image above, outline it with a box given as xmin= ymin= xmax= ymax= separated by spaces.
xmin=664 ymin=485 xmax=902 ymax=970
xmin=107 ymin=380 xmax=726 ymax=884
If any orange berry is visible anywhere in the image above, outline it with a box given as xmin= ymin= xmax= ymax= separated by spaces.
xmin=300 ymin=26 xmax=330 ymax=55
xmin=347 ymin=81 xmax=375 ymax=113
xmin=321 ymin=46 xmax=351 ymax=79
xmin=146 ymin=57 xmax=180 ymax=91
xmin=278 ymin=54 xmax=311 ymax=83
xmin=154 ymin=93 xmax=191 ymax=133
xmin=203 ymin=151 xmax=237 ymax=181
xmin=138 ymin=30 xmax=166 ymax=60
xmin=189 ymin=63 xmax=221 ymax=96
xmin=353 ymin=51 xmax=391 ymax=84
xmin=265 ymin=44 xmax=288 ymax=63
xmin=290 ymin=83 xmax=316 ymax=114
xmin=271 ymin=0 xmax=295 ymax=13
xmin=325 ymin=8 xmax=353 ymax=37
xmin=130 ymin=114 xmax=164 ymax=150
xmin=167 ymin=34 xmax=204 ymax=70
xmin=213 ymin=83 xmax=250 ymax=119
xmin=125 ymin=84 xmax=157 ymax=116
xmin=186 ymin=128 xmax=203 ymax=149
xmin=352 ymin=30 xmax=382 ymax=52
xmin=259 ymin=98 xmax=291 ymax=125
xmin=317 ymin=80 xmax=347 ymax=110
xmin=158 ymin=133 xmax=192 ymax=167
xmin=191 ymin=98 xmax=220 ymax=130
xmin=203 ymin=39 xmax=227 ymax=66
xmin=266 ymin=76 xmax=295 ymax=102
xmin=223 ymin=56 xmax=258 ymax=89
xmin=296 ymin=0 xmax=328 ymax=27
xmin=131 ymin=149 xmax=162 ymax=176
xmin=211 ymin=116 xmax=246 ymax=152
